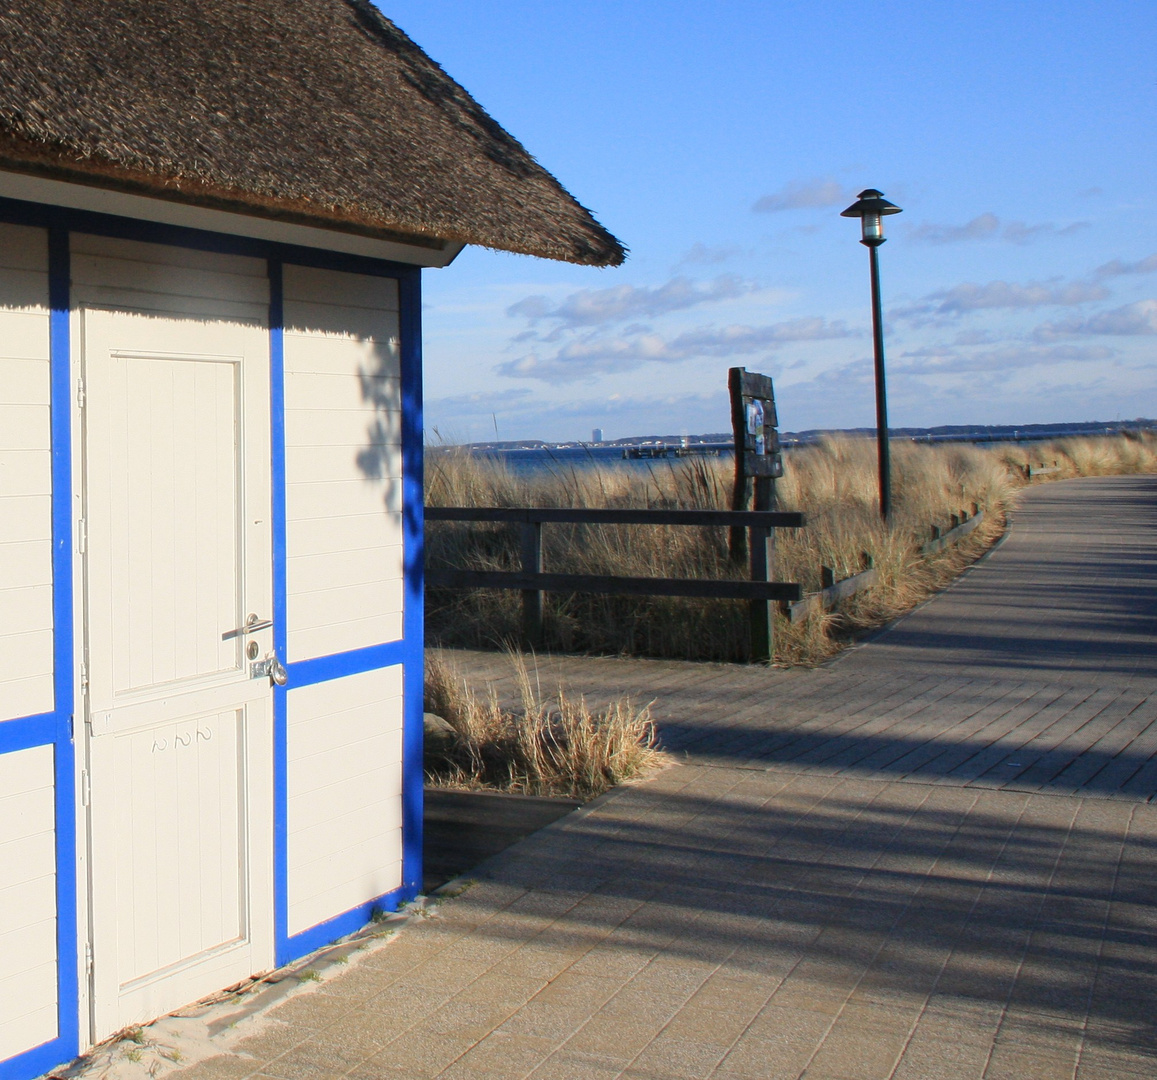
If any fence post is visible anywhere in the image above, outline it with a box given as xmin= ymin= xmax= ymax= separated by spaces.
xmin=728 ymin=367 xmax=749 ymax=564
xmin=748 ymin=475 xmax=776 ymax=663
xmin=520 ymin=519 xmax=543 ymax=649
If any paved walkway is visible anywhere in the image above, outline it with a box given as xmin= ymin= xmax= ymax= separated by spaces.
xmin=165 ymin=476 xmax=1157 ymax=1080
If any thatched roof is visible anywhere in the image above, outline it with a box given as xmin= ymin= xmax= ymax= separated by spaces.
xmin=0 ymin=0 xmax=625 ymax=265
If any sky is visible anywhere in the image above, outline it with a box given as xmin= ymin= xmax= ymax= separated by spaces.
xmin=378 ymin=1 xmax=1157 ymax=444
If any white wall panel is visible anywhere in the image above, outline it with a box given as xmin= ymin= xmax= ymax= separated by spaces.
xmin=283 ymin=265 xmax=403 ymax=662
xmin=0 ymin=745 xmax=58 ymax=1060
xmin=71 ymin=234 xmax=268 ymax=324
xmin=286 ymin=666 xmax=403 ymax=936
xmin=0 ymin=225 xmax=52 ymax=723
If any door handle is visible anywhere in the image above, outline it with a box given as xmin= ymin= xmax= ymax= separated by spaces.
xmin=222 ymin=614 xmax=273 ymax=641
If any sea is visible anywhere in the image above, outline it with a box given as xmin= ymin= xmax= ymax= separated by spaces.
xmin=437 ymin=444 xmax=733 ymax=476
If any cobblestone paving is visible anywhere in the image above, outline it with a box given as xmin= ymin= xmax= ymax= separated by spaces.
xmin=167 ymin=476 xmax=1157 ymax=1079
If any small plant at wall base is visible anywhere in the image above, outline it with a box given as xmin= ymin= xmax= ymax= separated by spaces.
xmin=423 ymin=650 xmax=663 ymax=798
xmin=425 ymin=433 xmax=1157 ymax=665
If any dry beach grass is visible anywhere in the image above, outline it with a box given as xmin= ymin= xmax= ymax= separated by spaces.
xmin=426 ymin=431 xmax=1157 ymax=665
xmin=423 ymin=649 xmax=663 ymax=797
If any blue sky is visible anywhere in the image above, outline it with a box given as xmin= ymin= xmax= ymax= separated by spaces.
xmin=379 ymin=1 xmax=1157 ymax=443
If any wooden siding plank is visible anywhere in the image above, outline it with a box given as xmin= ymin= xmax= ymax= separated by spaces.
xmin=0 ymin=496 xmax=51 ymax=543
xmin=71 ymin=233 xmax=266 ymax=277
xmin=0 ymin=223 xmax=49 ymax=273
xmin=0 ymin=450 xmax=51 ymax=497
xmin=282 ymin=334 xmax=400 ymax=378
xmin=0 ymin=674 xmax=54 ymax=724
xmin=286 ymin=480 xmax=402 ymax=520
xmin=0 ymin=404 xmax=50 ymax=451
xmin=287 ymin=546 xmax=404 ymax=593
xmin=0 ymin=1002 xmax=57 ymax=1062
xmin=283 ymin=444 xmax=402 ymax=486
xmin=283 ymin=408 xmax=402 ymax=451
xmin=0 ymin=266 xmax=50 ymax=314
xmin=284 ymin=513 xmax=403 ymax=557
xmin=0 ymin=583 xmax=53 ymax=636
xmin=289 ymin=580 xmax=403 ymax=632
xmin=287 ymin=616 xmax=403 ymax=662
xmin=0 ymin=357 xmax=49 ymax=403
xmin=283 ymin=265 xmax=399 ymax=310
xmin=284 ymin=371 xmax=400 ymax=412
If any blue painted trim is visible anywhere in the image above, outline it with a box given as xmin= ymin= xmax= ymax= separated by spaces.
xmin=48 ymin=225 xmax=80 ymax=1068
xmin=267 ymin=259 xmax=292 ymax=965
xmin=399 ymin=267 xmax=425 ymax=901
xmin=0 ymin=1037 xmax=79 ymax=1080
xmin=283 ymin=881 xmax=412 ymax=958
xmin=286 ymin=641 xmax=405 ymax=689
xmin=0 ymin=194 xmax=423 ymax=280
xmin=0 ymin=713 xmax=56 ymax=754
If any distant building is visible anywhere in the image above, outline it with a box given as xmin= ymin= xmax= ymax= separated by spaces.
xmin=592 ymin=428 xmax=604 ymax=443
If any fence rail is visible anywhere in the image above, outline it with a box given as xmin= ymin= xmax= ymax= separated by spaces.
xmin=426 ymin=506 xmax=806 ymax=662
xmin=425 ymin=507 xmax=805 ymax=528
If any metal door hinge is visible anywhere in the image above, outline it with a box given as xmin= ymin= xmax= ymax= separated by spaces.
xmin=81 ymin=770 xmax=91 ymax=807
xmin=79 ymin=662 xmax=88 ymax=693
xmin=76 ymin=378 xmax=85 ymax=409
xmin=84 ymin=942 xmax=93 ymax=977
xmin=77 ymin=518 xmax=86 ymax=554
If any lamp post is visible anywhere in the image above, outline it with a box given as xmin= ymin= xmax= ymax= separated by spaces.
xmin=841 ymin=188 xmax=902 ymax=521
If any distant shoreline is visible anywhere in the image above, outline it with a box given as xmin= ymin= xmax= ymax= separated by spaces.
xmin=429 ymin=418 xmax=1157 ymax=458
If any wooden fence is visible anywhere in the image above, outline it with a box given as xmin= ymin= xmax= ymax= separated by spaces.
xmin=425 ymin=507 xmax=805 ymax=662
xmin=427 ymin=502 xmax=989 ymax=662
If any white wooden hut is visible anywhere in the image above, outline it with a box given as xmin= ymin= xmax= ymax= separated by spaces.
xmin=0 ymin=2 xmax=624 ymax=1074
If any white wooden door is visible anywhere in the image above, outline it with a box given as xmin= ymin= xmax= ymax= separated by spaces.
xmin=81 ymin=307 xmax=274 ymax=1039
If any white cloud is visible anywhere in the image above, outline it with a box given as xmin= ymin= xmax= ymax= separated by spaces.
xmin=892 ymin=342 xmax=1115 ymax=375
xmin=497 ymin=317 xmax=856 ymax=382
xmin=908 ymin=213 xmax=1088 ymax=245
xmin=1034 ymin=299 xmax=1157 ymax=339
xmin=895 ymin=278 xmax=1109 ymax=320
xmin=752 ymin=177 xmax=853 ymax=213
xmin=506 ymin=274 xmax=756 ymax=329
xmin=909 ymin=213 xmax=1000 ymax=244
xmin=674 ymin=242 xmax=744 ymax=268
xmin=1093 ymin=254 xmax=1157 ymax=278
xmin=426 ymin=387 xmax=536 ymax=415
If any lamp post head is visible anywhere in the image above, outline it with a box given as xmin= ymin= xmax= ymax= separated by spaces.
xmin=841 ymin=188 xmax=902 ymax=246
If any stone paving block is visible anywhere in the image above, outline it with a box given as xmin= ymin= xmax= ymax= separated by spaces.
xmin=626 ymin=1032 xmax=731 ymax=1079
xmin=231 ymin=1021 xmax=310 ymax=1063
xmin=256 ymin=1037 xmax=376 ymax=1080
xmin=560 ymin=1011 xmax=664 ymax=1059
xmin=260 ymin=991 xmax=355 ymax=1031
xmin=161 ymin=1057 xmax=260 ymax=1080
xmin=713 ymin=1026 xmax=827 ymax=1080
xmin=526 ymin=1049 xmax=628 ymax=1080
xmin=983 ymin=1045 xmax=1079 ymax=1080
xmin=348 ymin=1030 xmax=476 ymax=1079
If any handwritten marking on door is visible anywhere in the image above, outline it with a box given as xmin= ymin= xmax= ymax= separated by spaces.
xmin=151 ymin=727 xmax=213 ymax=753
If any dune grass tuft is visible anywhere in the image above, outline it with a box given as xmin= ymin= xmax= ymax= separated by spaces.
xmin=423 ymin=650 xmax=663 ymax=798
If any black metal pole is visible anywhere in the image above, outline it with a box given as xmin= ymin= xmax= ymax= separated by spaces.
xmin=866 ymin=240 xmax=891 ymax=521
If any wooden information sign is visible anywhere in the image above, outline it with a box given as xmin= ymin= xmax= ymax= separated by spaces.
xmin=728 ymin=366 xmax=784 ymax=662
xmin=729 ymin=367 xmax=784 ymax=479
